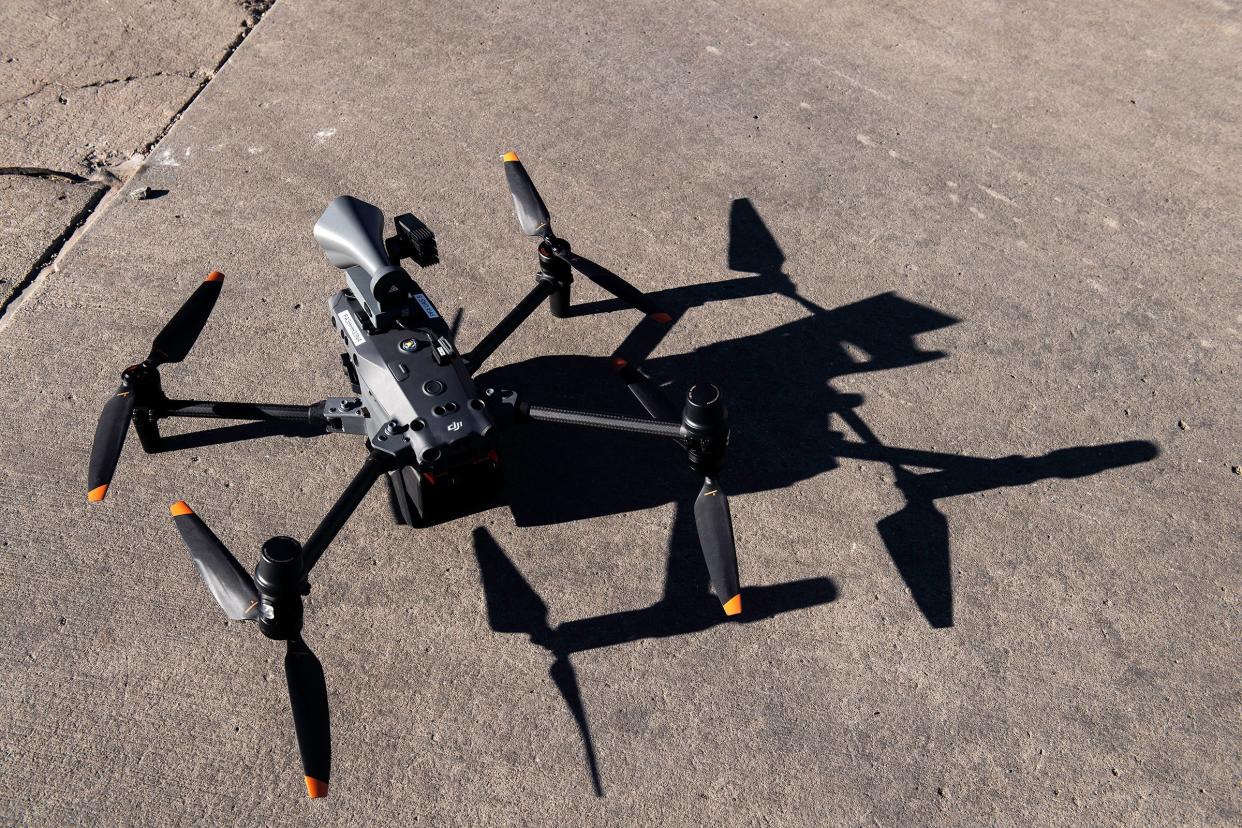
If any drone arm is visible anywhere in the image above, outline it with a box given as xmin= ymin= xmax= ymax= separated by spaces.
xmin=464 ymin=279 xmax=559 ymax=374
xmin=302 ymin=450 xmax=395 ymax=574
xmin=157 ymin=400 xmax=329 ymax=423
xmin=522 ymin=403 xmax=684 ymax=440
xmin=143 ymin=397 xmax=368 ymax=435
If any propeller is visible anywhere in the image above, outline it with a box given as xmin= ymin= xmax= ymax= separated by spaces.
xmin=677 ymin=383 xmax=742 ymax=616
xmin=87 ymin=384 xmax=136 ymax=503
xmin=168 ymin=501 xmax=332 ymax=798
xmin=694 ymin=477 xmax=741 ymax=616
xmin=620 ymin=371 xmax=743 ymax=616
xmin=502 ymin=151 xmax=552 ymax=239
xmin=86 ymin=272 xmax=224 ymax=502
xmin=286 ymin=637 xmax=332 ymax=798
xmin=170 ymin=500 xmax=260 ymax=620
xmin=501 ymin=152 xmax=669 ymax=320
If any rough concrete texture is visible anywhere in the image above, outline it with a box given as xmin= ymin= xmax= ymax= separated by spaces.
xmin=0 ymin=175 xmax=105 ymax=307
xmin=1 ymin=1 xmax=1239 ymax=826
xmin=0 ymin=0 xmax=269 ymax=173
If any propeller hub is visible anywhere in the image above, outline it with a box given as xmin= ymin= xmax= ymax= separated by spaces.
xmin=255 ymin=536 xmax=307 ymax=640
xmin=121 ymin=360 xmax=155 ymax=384
xmin=255 ymin=536 xmax=305 ymax=594
xmin=682 ymin=384 xmax=729 ymax=476
xmin=539 ymin=237 xmax=569 ymax=257
xmin=536 ymin=239 xmax=573 ymax=288
xmin=681 ymin=384 xmax=727 ymax=435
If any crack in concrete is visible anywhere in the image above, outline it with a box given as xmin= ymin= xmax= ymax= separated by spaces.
xmin=0 ymin=72 xmax=202 ymax=106
xmin=0 ymin=167 xmax=90 ymax=183
xmin=0 ymin=1 xmax=278 ymax=325
xmin=0 ymin=181 xmax=107 ymax=321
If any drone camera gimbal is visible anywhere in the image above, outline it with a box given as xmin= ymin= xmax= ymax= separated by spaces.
xmin=87 ymin=152 xmax=742 ymax=797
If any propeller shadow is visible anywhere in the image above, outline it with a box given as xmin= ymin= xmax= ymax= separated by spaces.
xmin=472 ymin=514 xmax=838 ymax=796
xmin=478 ymin=197 xmax=1159 ymax=630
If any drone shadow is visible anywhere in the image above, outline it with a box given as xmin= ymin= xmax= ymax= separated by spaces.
xmin=478 ymin=198 xmax=1159 ymax=630
xmin=473 ymin=521 xmax=838 ymax=796
xmin=148 ymin=199 xmax=1158 ymax=797
xmin=470 ymin=197 xmax=1157 ymax=793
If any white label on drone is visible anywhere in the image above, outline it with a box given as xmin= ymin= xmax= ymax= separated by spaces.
xmin=415 ymin=293 xmax=440 ymax=319
xmin=337 ymin=310 xmax=366 ymax=346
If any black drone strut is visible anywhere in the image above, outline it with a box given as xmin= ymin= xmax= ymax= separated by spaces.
xmin=86 ymin=151 xmax=745 ymax=800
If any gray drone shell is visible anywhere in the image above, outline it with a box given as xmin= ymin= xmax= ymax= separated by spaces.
xmin=314 ymin=196 xmax=399 ymax=277
xmin=314 ymin=196 xmax=406 ymax=326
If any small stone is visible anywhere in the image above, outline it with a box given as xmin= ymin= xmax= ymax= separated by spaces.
xmin=1177 ymin=419 xmax=1188 ymax=430
xmin=130 ymin=186 xmax=153 ymax=201
xmin=1110 ymin=767 xmax=1120 ymax=777
xmin=936 ymin=787 xmax=947 ymax=798
xmin=1232 ymin=466 xmax=1240 ymax=476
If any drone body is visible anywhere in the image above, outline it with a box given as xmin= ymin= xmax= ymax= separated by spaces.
xmin=315 ymin=195 xmax=502 ymax=526
xmin=87 ymin=153 xmax=742 ymax=798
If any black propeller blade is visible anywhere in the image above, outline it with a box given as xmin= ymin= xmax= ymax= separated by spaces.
xmin=502 ymin=151 xmax=553 ymax=238
xmin=168 ymin=502 xmax=331 ymax=798
xmin=286 ymin=636 xmax=332 ymax=798
xmin=693 ymin=477 xmax=742 ymax=616
xmin=501 ymin=152 xmax=668 ymax=319
xmin=148 ymin=272 xmax=224 ymax=365
xmin=87 ymin=381 xmax=136 ymax=502
xmin=621 ymin=374 xmax=742 ymax=617
xmin=169 ymin=501 xmax=261 ymax=620
xmin=87 ymin=272 xmax=224 ymax=502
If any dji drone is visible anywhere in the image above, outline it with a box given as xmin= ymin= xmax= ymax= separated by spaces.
xmin=87 ymin=153 xmax=741 ymax=798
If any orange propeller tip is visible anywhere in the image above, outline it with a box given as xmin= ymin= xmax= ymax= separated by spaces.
xmin=205 ymin=271 xmax=224 ymax=282
xmin=87 ymin=484 xmax=109 ymax=503
xmin=612 ymin=357 xmax=628 ymax=369
xmin=502 ymin=151 xmax=519 ymax=163
xmin=722 ymin=594 xmax=742 ymax=616
xmin=305 ymin=777 xmax=329 ymax=798
xmin=169 ymin=500 xmax=193 ymax=517
xmin=649 ymin=312 xmax=672 ymax=324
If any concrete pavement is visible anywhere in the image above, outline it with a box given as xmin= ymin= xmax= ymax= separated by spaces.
xmin=0 ymin=1 xmax=1238 ymax=825
xmin=0 ymin=0 xmax=270 ymax=310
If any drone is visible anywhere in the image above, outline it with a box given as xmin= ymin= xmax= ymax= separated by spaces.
xmin=87 ymin=153 xmax=742 ymax=798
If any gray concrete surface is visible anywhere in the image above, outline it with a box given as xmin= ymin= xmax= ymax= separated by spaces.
xmin=0 ymin=0 xmax=269 ymax=314
xmin=0 ymin=0 xmax=267 ymax=172
xmin=0 ymin=175 xmax=104 ymax=306
xmin=1 ymin=1 xmax=1239 ymax=826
